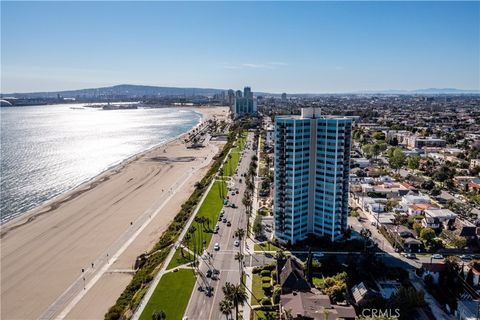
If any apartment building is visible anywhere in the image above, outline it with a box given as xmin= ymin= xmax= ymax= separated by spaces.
xmin=273 ymin=107 xmax=352 ymax=244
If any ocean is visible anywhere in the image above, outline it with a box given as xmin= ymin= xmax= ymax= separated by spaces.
xmin=0 ymin=104 xmax=202 ymax=223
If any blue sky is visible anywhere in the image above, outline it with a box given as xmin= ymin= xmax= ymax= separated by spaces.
xmin=1 ymin=1 xmax=479 ymax=93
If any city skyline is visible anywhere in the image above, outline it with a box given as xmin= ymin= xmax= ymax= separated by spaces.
xmin=2 ymin=1 xmax=479 ymax=93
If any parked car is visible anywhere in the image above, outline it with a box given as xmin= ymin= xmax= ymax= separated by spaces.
xmin=405 ymin=253 xmax=416 ymax=259
xmin=234 ymin=240 xmax=240 ymax=247
xmin=227 ymin=221 xmax=231 ymax=227
xmin=214 ymin=243 xmax=220 ymax=251
xmin=313 ymin=252 xmax=324 ymax=258
xmin=222 ymin=218 xmax=227 ymax=223
xmin=206 ymin=269 xmax=212 ymax=278
xmin=460 ymin=254 xmax=472 ymax=261
xmin=432 ymin=254 xmax=444 ymax=259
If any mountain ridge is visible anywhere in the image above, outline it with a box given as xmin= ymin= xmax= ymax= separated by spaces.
xmin=2 ymin=84 xmax=479 ymax=98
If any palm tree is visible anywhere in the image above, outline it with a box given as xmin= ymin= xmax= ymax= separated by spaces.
xmin=152 ymin=310 xmax=166 ymax=320
xmin=204 ymin=217 xmax=211 ymax=231
xmin=181 ymin=233 xmax=192 ymax=259
xmin=222 ymin=282 xmax=247 ymax=320
xmin=234 ymin=228 xmax=245 ymax=240
xmin=360 ymin=228 xmax=372 ymax=252
xmin=234 ymin=252 xmax=244 ymax=283
xmin=275 ymin=249 xmax=286 ymax=260
xmin=219 ymin=298 xmax=233 ymax=320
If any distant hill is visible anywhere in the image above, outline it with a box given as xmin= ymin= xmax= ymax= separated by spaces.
xmin=2 ymin=84 xmax=227 ymax=99
xmin=2 ymin=84 xmax=478 ymax=98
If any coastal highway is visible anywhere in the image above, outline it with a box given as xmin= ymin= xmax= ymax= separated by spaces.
xmin=184 ymin=132 xmax=254 ymax=320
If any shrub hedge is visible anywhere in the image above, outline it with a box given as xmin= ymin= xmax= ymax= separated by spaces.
xmin=260 ymin=270 xmax=271 ymax=276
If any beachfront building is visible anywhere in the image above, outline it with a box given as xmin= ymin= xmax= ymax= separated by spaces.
xmin=273 ymin=107 xmax=352 ymax=244
xmin=231 ymin=86 xmax=257 ymax=118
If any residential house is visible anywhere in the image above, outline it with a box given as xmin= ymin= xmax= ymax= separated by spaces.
xmin=422 ymin=262 xmax=445 ymax=284
xmin=277 ymin=257 xmax=310 ymax=294
xmin=351 ymin=282 xmax=378 ymax=307
xmin=280 ymin=289 xmax=357 ymax=320
xmin=424 ymin=208 xmax=457 ymax=230
xmin=408 ymin=203 xmax=438 ymax=216
xmin=468 ymin=178 xmax=480 ymax=194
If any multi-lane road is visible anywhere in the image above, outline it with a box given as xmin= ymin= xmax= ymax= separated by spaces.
xmin=184 ymin=132 xmax=255 ymax=320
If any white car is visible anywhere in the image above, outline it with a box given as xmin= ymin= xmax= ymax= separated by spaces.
xmin=234 ymin=240 xmax=240 ymax=247
xmin=214 ymin=243 xmax=220 ymax=251
xmin=432 ymin=254 xmax=443 ymax=259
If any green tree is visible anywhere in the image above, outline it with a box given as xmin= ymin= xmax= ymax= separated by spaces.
xmin=452 ymin=235 xmax=467 ymax=249
xmin=219 ymin=298 xmax=233 ymax=320
xmin=420 ymin=228 xmax=435 ymax=242
xmin=407 ymin=155 xmax=420 ymax=170
xmin=388 ymin=147 xmax=406 ymax=171
xmin=222 ymin=282 xmax=247 ymax=320
xmin=384 ymin=199 xmax=399 ymax=212
xmin=413 ymin=222 xmax=423 ymax=236
xmin=372 ymin=131 xmax=386 ymax=140
xmin=253 ymin=215 xmax=263 ymax=238
xmin=152 ymin=310 xmax=166 ymax=320
xmin=362 ymin=144 xmax=374 ymax=159
xmin=360 ymin=228 xmax=372 ymax=252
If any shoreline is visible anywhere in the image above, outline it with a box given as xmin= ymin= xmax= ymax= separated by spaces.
xmin=1 ymin=107 xmax=205 ymax=232
xmin=0 ymin=105 xmax=230 ymax=320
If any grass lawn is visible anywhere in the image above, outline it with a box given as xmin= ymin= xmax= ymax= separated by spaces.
xmin=253 ymin=310 xmax=278 ymax=320
xmin=187 ymin=179 xmax=227 ymax=252
xmin=238 ymin=130 xmax=247 ymax=150
xmin=251 ymin=273 xmax=265 ymax=305
xmin=139 ymin=269 xmax=196 ymax=320
xmin=223 ymin=148 xmax=240 ymax=176
xmin=254 ymin=242 xmax=280 ymax=252
xmin=167 ymin=247 xmax=193 ymax=270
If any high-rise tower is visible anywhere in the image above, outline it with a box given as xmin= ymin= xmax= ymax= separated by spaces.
xmin=273 ymin=108 xmax=352 ymax=244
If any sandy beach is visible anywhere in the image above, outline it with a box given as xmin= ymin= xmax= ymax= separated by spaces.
xmin=0 ymin=106 xmax=230 ymax=320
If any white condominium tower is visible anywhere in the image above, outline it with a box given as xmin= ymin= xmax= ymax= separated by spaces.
xmin=273 ymin=107 xmax=352 ymax=245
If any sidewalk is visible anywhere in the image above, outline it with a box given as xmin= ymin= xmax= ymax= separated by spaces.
xmin=243 ymin=267 xmax=253 ymax=320
xmin=409 ymin=271 xmax=454 ymax=320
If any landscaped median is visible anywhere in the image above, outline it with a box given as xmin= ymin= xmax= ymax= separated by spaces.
xmin=139 ymin=269 xmax=196 ymax=320
xmin=222 ymin=130 xmax=247 ymax=176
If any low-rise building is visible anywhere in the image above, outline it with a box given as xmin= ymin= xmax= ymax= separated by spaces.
xmin=424 ymin=208 xmax=457 ymax=229
xmin=280 ymin=289 xmax=357 ymax=320
xmin=422 ymin=262 xmax=445 ymax=284
xmin=470 ymin=159 xmax=480 ymax=169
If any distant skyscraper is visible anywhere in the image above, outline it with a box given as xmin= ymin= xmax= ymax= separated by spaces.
xmin=244 ymin=86 xmax=253 ymax=99
xmin=235 ymin=90 xmax=243 ymax=98
xmin=228 ymin=89 xmax=235 ymax=105
xmin=281 ymin=92 xmax=287 ymax=102
xmin=231 ymin=86 xmax=257 ymax=118
xmin=273 ymin=108 xmax=352 ymax=244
